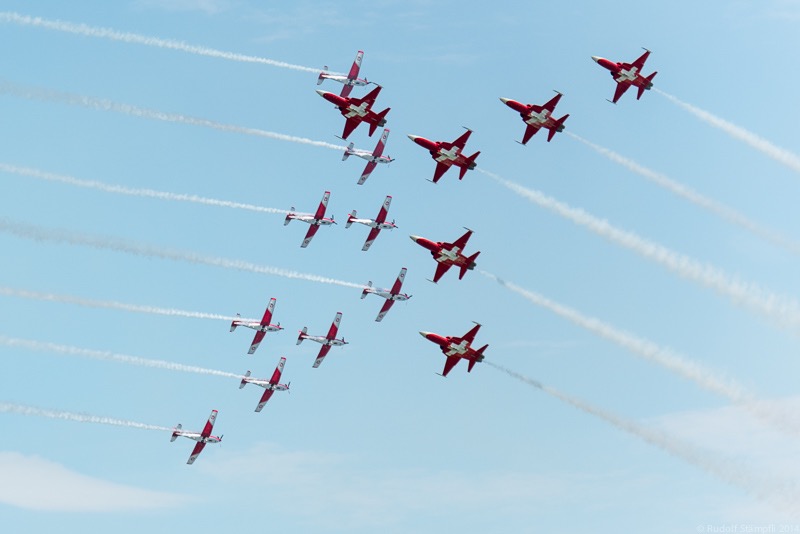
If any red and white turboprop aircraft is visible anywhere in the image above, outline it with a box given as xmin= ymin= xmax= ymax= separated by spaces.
xmin=316 ymin=85 xmax=390 ymax=140
xmin=284 ymin=191 xmax=336 ymax=248
xmin=361 ymin=267 xmax=411 ymax=322
xmin=297 ymin=312 xmax=348 ymax=368
xmin=170 ymin=409 xmax=222 ymax=465
xmin=317 ymin=50 xmax=370 ymax=99
xmin=407 ymin=128 xmax=480 ymax=183
xmin=419 ymin=322 xmax=488 ymax=377
xmin=409 ymin=228 xmax=480 ymax=283
xmin=499 ymin=91 xmax=569 ymax=144
xmin=240 ymin=356 xmax=290 ymax=412
xmin=230 ymin=297 xmax=283 ymax=354
xmin=346 ymin=195 xmax=397 ymax=251
xmin=592 ymin=48 xmax=657 ymax=104
xmin=342 ymin=128 xmax=394 ymax=185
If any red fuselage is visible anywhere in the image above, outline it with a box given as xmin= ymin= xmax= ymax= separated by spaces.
xmin=317 ymin=90 xmax=388 ymax=126
xmin=409 ymin=235 xmax=474 ymax=269
xmin=592 ymin=56 xmax=654 ymax=90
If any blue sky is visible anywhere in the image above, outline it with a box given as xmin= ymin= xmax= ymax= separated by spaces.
xmin=2 ymin=0 xmax=800 ymax=531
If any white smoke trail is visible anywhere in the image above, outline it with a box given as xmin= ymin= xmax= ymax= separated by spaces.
xmin=0 ymin=163 xmax=289 ymax=215
xmin=0 ymin=402 xmax=170 ymax=432
xmin=0 ymin=335 xmax=242 ymax=380
xmin=479 ymin=270 xmax=749 ymax=402
xmin=486 ymin=361 xmax=799 ymax=511
xmin=567 ymin=133 xmax=800 ymax=255
xmin=0 ymin=286 xmax=257 ymax=323
xmin=655 ymin=89 xmax=800 ymax=175
xmin=0 ymin=217 xmax=363 ymax=290
xmin=480 ymin=169 xmax=800 ymax=333
xmin=0 ymin=11 xmax=325 ymax=74
xmin=0 ymin=79 xmax=345 ymax=151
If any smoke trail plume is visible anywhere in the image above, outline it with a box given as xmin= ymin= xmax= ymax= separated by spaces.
xmin=0 ymin=335 xmax=242 ymax=379
xmin=0 ymin=79 xmax=344 ymax=151
xmin=655 ymin=89 xmax=800 ymax=175
xmin=0 ymin=217 xmax=364 ymax=290
xmin=0 ymin=12 xmax=324 ymax=73
xmin=0 ymin=286 xmax=256 ymax=323
xmin=480 ymin=169 xmax=800 ymax=333
xmin=567 ymin=133 xmax=800 ymax=255
xmin=486 ymin=361 xmax=799 ymax=510
xmin=0 ymin=402 xmax=170 ymax=431
xmin=0 ymin=163 xmax=288 ymax=215
xmin=479 ymin=270 xmax=749 ymax=402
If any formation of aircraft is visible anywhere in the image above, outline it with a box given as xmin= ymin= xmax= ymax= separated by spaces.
xmin=230 ymin=298 xmax=283 ymax=354
xmin=297 ymin=312 xmax=348 ymax=368
xmin=407 ymin=129 xmax=480 ymax=183
xmin=317 ymin=50 xmax=370 ymax=99
xmin=316 ymin=85 xmax=390 ymax=140
xmin=419 ymin=322 xmax=488 ymax=377
xmin=345 ymin=195 xmax=397 ymax=251
xmin=499 ymin=92 xmax=569 ymax=144
xmin=361 ymin=267 xmax=411 ymax=322
xmin=284 ymin=190 xmax=336 ymax=248
xmin=341 ymin=128 xmax=394 ymax=185
xmin=240 ymin=356 xmax=290 ymax=412
xmin=171 ymin=410 xmax=223 ymax=465
xmin=592 ymin=48 xmax=657 ymax=103
xmin=410 ymin=228 xmax=480 ymax=283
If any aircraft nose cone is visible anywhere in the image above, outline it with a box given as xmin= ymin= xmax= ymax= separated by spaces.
xmin=407 ymin=134 xmax=419 ymax=142
xmin=409 ymin=235 xmax=421 ymax=243
xmin=315 ymin=89 xmax=328 ymax=97
xmin=419 ymin=331 xmax=432 ymax=339
xmin=499 ymin=97 xmax=511 ymax=104
xmin=591 ymin=56 xmax=601 ymax=63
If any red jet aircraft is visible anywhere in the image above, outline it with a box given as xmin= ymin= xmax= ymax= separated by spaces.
xmin=170 ymin=409 xmax=222 ymax=465
xmin=592 ymin=48 xmax=657 ymax=103
xmin=316 ymin=85 xmax=390 ymax=139
xmin=284 ymin=191 xmax=336 ymax=248
xmin=407 ymin=129 xmax=480 ymax=183
xmin=419 ymin=322 xmax=488 ymax=377
xmin=297 ymin=312 xmax=348 ymax=368
xmin=345 ymin=195 xmax=397 ymax=251
xmin=499 ymin=92 xmax=569 ymax=144
xmin=317 ymin=50 xmax=370 ymax=98
xmin=239 ymin=356 xmax=290 ymax=412
xmin=409 ymin=228 xmax=479 ymax=283
xmin=230 ymin=297 xmax=283 ymax=354
xmin=361 ymin=267 xmax=411 ymax=322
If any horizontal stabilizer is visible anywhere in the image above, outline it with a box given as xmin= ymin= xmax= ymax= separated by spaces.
xmin=297 ymin=327 xmax=307 ymax=345
xmin=170 ymin=424 xmax=181 ymax=442
xmin=239 ymin=370 xmax=251 ymax=389
xmin=230 ymin=313 xmax=240 ymax=332
xmin=346 ymin=210 xmax=356 ymax=228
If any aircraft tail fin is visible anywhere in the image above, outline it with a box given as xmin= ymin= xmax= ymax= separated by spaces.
xmin=459 ymin=251 xmax=481 ymax=279
xmin=284 ymin=213 xmax=293 ymax=226
xmin=361 ymin=280 xmax=372 ymax=299
xmin=170 ymin=424 xmax=181 ymax=442
xmin=239 ymin=370 xmax=251 ymax=389
xmin=639 ymin=72 xmax=657 ymax=99
xmin=297 ymin=327 xmax=308 ymax=345
xmin=468 ymin=344 xmax=489 ymax=372
xmin=346 ymin=210 xmax=357 ymax=228
xmin=343 ymin=143 xmax=354 ymax=161
xmin=230 ymin=313 xmax=240 ymax=332
xmin=369 ymin=108 xmax=391 ymax=136
xmin=460 ymin=151 xmax=480 ymax=178
xmin=548 ymin=114 xmax=569 ymax=141
xmin=317 ymin=67 xmax=328 ymax=85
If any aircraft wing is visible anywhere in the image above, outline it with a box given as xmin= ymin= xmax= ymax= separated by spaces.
xmin=301 ymin=224 xmax=320 ymax=248
xmin=248 ymin=330 xmax=266 ymax=354
xmin=338 ymin=51 xmax=363 ymax=98
xmin=462 ymin=323 xmax=481 ymax=344
xmin=612 ymin=81 xmax=631 ymax=103
xmin=390 ymin=267 xmax=407 ymax=294
xmin=374 ymin=195 xmax=391 ymax=224
xmin=432 ymin=161 xmax=452 ymax=183
xmin=522 ymin=124 xmax=541 ymax=145
xmin=451 ymin=129 xmax=472 ymax=150
xmin=358 ymin=161 xmax=377 ymax=185
xmin=543 ymin=92 xmax=563 ymax=112
xmin=375 ymin=299 xmax=395 ymax=322
xmin=372 ymin=128 xmax=389 ymax=157
xmin=313 ymin=191 xmax=330 ymax=220
xmin=441 ymin=355 xmax=461 ymax=377
xmin=255 ymin=389 xmax=276 ymax=412
xmin=200 ymin=410 xmax=217 ymax=438
xmin=326 ymin=312 xmax=342 ymax=340
xmin=269 ymin=357 xmax=286 ymax=385
xmin=631 ymin=49 xmax=650 ymax=70
xmin=259 ymin=298 xmax=276 ymax=327
xmin=358 ymin=85 xmax=381 ymax=106
xmin=342 ymin=117 xmax=361 ymax=139
xmin=312 ymin=344 xmax=332 ymax=368
xmin=432 ymin=261 xmax=452 ymax=283
xmin=186 ymin=441 xmax=206 ymax=465
xmin=451 ymin=228 xmax=473 ymax=250
xmin=362 ymin=226 xmax=381 ymax=251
